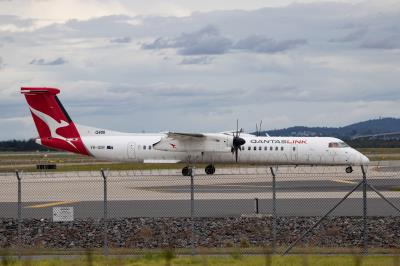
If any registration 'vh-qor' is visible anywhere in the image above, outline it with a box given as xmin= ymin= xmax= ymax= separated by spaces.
xmin=21 ymin=87 xmax=369 ymax=176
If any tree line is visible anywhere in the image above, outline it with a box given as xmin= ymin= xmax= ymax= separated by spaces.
xmin=0 ymin=139 xmax=52 ymax=152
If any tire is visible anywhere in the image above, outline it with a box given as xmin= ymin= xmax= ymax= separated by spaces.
xmin=345 ymin=166 xmax=353 ymax=174
xmin=182 ymin=166 xmax=192 ymax=176
xmin=205 ymin=164 xmax=215 ymax=175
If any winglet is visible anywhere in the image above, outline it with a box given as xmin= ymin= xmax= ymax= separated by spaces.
xmin=21 ymin=87 xmax=60 ymax=95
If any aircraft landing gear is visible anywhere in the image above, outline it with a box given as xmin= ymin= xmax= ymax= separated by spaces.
xmin=182 ymin=166 xmax=192 ymax=176
xmin=205 ymin=164 xmax=216 ymax=175
xmin=345 ymin=166 xmax=353 ymax=174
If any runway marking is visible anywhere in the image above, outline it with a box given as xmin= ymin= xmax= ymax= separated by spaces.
xmin=25 ymin=201 xmax=79 ymax=209
xmin=212 ymin=184 xmax=272 ymax=188
xmin=331 ymin=179 xmax=357 ymax=185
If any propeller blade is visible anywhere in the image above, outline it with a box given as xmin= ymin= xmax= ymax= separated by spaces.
xmin=236 ymin=119 xmax=239 ymax=137
xmin=231 ymin=119 xmax=245 ymax=162
xmin=235 ymin=148 xmax=238 ymax=162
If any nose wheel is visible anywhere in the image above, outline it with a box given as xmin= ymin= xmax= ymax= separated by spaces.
xmin=182 ymin=166 xmax=192 ymax=176
xmin=205 ymin=164 xmax=215 ymax=175
xmin=345 ymin=166 xmax=353 ymax=173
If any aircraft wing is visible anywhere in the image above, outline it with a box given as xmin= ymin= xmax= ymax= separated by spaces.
xmin=153 ymin=132 xmax=231 ymax=152
xmin=167 ymin=132 xmax=205 ymax=140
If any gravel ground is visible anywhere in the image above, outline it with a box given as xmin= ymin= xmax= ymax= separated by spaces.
xmin=0 ymin=217 xmax=399 ymax=249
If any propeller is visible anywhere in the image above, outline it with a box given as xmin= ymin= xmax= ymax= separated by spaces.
xmin=256 ymin=120 xmax=263 ymax=136
xmin=231 ymin=119 xmax=246 ymax=162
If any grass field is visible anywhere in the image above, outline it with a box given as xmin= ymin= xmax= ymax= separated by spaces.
xmin=1 ymin=254 xmax=400 ymax=266
xmin=0 ymin=148 xmax=399 ymax=172
xmin=357 ymin=148 xmax=400 ymax=154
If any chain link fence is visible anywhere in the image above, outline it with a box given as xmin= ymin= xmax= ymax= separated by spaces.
xmin=0 ymin=161 xmax=399 ymax=255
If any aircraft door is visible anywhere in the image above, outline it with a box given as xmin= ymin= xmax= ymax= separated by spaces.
xmin=127 ymin=142 xmax=136 ymax=159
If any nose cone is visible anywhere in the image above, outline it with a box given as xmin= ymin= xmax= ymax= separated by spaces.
xmin=350 ymin=148 xmax=370 ymax=165
xmin=360 ymin=153 xmax=370 ymax=165
xmin=358 ymin=152 xmax=369 ymax=165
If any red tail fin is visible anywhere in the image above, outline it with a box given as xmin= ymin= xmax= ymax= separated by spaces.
xmin=21 ymin=87 xmax=89 ymax=155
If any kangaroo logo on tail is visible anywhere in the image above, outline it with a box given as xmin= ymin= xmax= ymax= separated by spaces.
xmin=21 ymin=87 xmax=89 ymax=155
xmin=29 ymin=106 xmax=78 ymax=149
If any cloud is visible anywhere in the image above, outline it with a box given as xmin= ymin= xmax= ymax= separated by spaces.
xmin=329 ymin=28 xmax=368 ymax=43
xmin=30 ymin=57 xmax=67 ymax=66
xmin=361 ymin=35 xmax=400 ymax=50
xmin=180 ymin=56 xmax=213 ymax=65
xmin=0 ymin=15 xmax=36 ymax=32
xmin=143 ymin=26 xmax=307 ymax=55
xmin=234 ymin=35 xmax=307 ymax=53
xmin=142 ymin=25 xmax=233 ymax=55
xmin=0 ymin=36 xmax=14 ymax=43
xmin=0 ymin=15 xmax=34 ymax=27
xmin=110 ymin=36 xmax=131 ymax=43
xmin=0 ymin=116 xmax=32 ymax=127
xmin=1 ymin=1 xmax=400 ymax=139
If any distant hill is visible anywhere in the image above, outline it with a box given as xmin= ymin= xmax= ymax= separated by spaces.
xmin=262 ymin=118 xmax=400 ymax=139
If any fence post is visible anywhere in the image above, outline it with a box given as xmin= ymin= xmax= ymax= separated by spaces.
xmin=361 ymin=165 xmax=368 ymax=255
xmin=254 ymin=198 xmax=259 ymax=214
xmin=100 ymin=169 xmax=108 ymax=256
xmin=190 ymin=167 xmax=195 ymax=255
xmin=269 ymin=167 xmax=277 ymax=254
xmin=16 ymin=170 xmax=22 ymax=259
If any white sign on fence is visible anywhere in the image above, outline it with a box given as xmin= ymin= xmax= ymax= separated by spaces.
xmin=53 ymin=206 xmax=74 ymax=222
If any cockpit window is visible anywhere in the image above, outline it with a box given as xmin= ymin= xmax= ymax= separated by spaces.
xmin=328 ymin=142 xmax=349 ymax=148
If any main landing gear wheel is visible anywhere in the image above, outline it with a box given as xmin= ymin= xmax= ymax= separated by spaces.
xmin=345 ymin=166 xmax=353 ymax=174
xmin=182 ymin=166 xmax=192 ymax=176
xmin=205 ymin=164 xmax=216 ymax=175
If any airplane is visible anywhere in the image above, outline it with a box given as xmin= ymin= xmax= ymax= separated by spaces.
xmin=21 ymin=87 xmax=369 ymax=176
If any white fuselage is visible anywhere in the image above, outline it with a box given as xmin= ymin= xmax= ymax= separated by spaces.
xmin=80 ymin=133 xmax=369 ymax=166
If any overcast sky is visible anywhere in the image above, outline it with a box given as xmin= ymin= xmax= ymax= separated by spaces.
xmin=0 ymin=0 xmax=399 ymax=140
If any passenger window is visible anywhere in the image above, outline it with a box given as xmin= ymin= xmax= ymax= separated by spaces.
xmin=259 ymin=146 xmax=262 ymax=151
xmin=253 ymin=146 xmax=257 ymax=151
xmin=248 ymin=146 xmax=251 ymax=151
xmin=275 ymin=147 xmax=278 ymax=151
xmin=148 ymin=145 xmax=152 ymax=150
xmin=281 ymin=147 xmax=284 ymax=151
xmin=264 ymin=146 xmax=268 ymax=151
xmin=270 ymin=147 xmax=273 ymax=151
xmin=143 ymin=145 xmax=146 ymax=150
xmin=293 ymin=147 xmax=296 ymax=151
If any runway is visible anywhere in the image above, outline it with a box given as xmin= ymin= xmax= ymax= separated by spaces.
xmin=0 ymin=165 xmax=399 ymax=218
